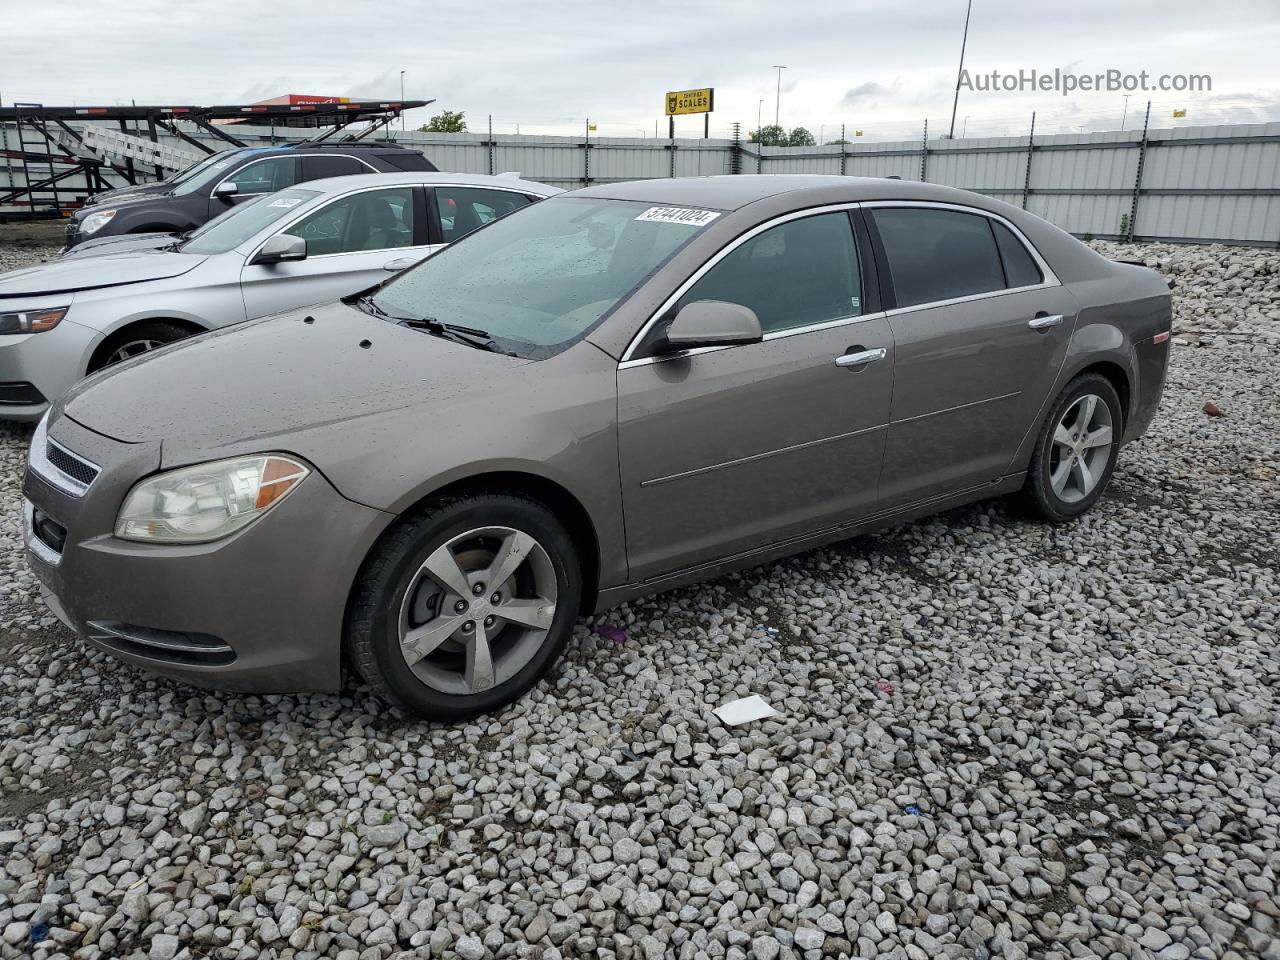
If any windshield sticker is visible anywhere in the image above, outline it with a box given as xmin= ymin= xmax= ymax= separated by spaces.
xmin=268 ymin=197 xmax=304 ymax=208
xmin=635 ymin=206 xmax=721 ymax=227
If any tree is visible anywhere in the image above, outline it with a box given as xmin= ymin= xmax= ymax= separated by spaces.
xmin=748 ymin=124 xmax=786 ymax=146
xmin=419 ymin=110 xmax=467 ymax=133
xmin=826 ymin=138 xmax=851 ymax=145
xmin=786 ymin=126 xmax=816 ymax=146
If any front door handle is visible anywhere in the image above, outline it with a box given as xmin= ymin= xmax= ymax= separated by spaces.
xmin=1028 ymin=313 xmax=1064 ymax=330
xmin=834 ymin=347 xmax=887 ymax=368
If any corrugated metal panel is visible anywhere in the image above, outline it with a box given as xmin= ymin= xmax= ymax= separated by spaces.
xmin=4 ymin=121 xmax=1279 ymax=243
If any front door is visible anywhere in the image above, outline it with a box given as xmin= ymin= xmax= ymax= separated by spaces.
xmin=240 ymin=186 xmax=430 ymax=319
xmin=867 ymin=205 xmax=1079 ymax=508
xmin=617 ymin=210 xmax=894 ymax=581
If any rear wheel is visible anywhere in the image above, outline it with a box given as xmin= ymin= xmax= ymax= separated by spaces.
xmin=347 ymin=494 xmax=581 ymax=720
xmin=1022 ymin=373 xmax=1122 ymax=522
xmin=89 ymin=320 xmax=195 ymax=372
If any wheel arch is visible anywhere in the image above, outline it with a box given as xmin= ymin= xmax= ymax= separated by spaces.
xmin=365 ymin=470 xmax=603 ymax=617
xmin=86 ymin=316 xmax=209 ymax=374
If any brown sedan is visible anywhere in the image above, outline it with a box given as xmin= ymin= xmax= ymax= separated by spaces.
xmin=24 ymin=176 xmax=1171 ymax=719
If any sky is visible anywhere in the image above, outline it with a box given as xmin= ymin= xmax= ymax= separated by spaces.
xmin=4 ymin=0 xmax=1280 ymax=142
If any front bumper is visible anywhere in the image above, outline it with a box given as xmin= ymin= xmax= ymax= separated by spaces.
xmin=22 ymin=414 xmax=394 ymax=693
xmin=0 ymin=316 xmax=101 ymax=422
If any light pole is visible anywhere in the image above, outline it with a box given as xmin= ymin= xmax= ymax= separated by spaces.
xmin=399 ymin=70 xmax=406 ymax=131
xmin=757 ymin=99 xmax=764 ymax=136
xmin=947 ymin=0 xmax=973 ymax=139
xmin=772 ymin=65 xmax=787 ymax=129
xmin=1121 ymin=94 xmax=1131 ymax=130
xmin=961 ymin=115 xmax=969 ymax=137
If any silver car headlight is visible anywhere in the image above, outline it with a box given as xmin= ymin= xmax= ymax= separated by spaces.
xmin=79 ymin=209 xmax=118 ymax=235
xmin=116 ymin=454 xmax=309 ymax=543
xmin=0 ymin=307 xmax=67 ymax=336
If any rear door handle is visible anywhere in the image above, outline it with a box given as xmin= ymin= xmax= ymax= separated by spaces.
xmin=1028 ymin=314 xmax=1064 ymax=330
xmin=834 ymin=347 xmax=887 ymax=368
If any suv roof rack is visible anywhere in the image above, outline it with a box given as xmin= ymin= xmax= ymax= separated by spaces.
xmin=291 ymin=141 xmax=403 ymax=150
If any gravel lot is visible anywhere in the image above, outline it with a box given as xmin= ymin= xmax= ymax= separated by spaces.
xmin=1 ymin=238 xmax=1277 ymax=960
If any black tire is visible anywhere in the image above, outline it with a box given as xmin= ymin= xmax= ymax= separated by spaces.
xmin=1021 ymin=372 xmax=1123 ymax=523
xmin=346 ymin=493 xmax=582 ymax=720
xmin=89 ymin=320 xmax=194 ymax=373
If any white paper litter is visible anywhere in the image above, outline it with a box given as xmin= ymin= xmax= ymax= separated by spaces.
xmin=713 ymin=695 xmax=780 ymax=726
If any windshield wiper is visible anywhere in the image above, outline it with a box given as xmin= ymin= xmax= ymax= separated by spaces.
xmin=399 ymin=316 xmax=505 ymax=353
xmin=355 ymin=295 xmax=419 ymax=323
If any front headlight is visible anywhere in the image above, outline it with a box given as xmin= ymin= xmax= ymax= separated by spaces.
xmin=0 ymin=307 xmax=67 ymax=336
xmin=80 ymin=209 xmax=118 ymax=235
xmin=116 ymin=454 xmax=310 ymax=543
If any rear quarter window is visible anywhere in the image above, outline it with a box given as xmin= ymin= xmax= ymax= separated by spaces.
xmin=383 ymin=153 xmax=438 ymax=172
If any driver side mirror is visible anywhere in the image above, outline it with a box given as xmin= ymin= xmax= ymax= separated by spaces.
xmin=212 ymin=181 xmax=239 ymax=199
xmin=251 ymin=234 xmax=307 ymax=265
xmin=661 ymin=300 xmax=763 ymax=351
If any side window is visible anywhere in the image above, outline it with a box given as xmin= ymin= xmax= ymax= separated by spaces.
xmin=872 ymin=208 xmax=1005 ymax=308
xmin=677 ymin=212 xmax=862 ymax=335
xmin=991 ymin=220 xmax=1044 ymax=288
xmin=225 ymin=157 xmax=297 ymax=195
xmin=285 ymin=187 xmax=415 ymax=255
xmin=300 ymin=155 xmax=368 ymax=181
xmin=436 ymin=187 xmax=533 ymax=243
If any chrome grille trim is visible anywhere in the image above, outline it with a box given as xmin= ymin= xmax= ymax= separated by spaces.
xmin=27 ymin=415 xmax=101 ymax=498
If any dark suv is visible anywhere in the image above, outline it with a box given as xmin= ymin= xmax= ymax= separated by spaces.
xmin=65 ymin=142 xmax=438 ymax=249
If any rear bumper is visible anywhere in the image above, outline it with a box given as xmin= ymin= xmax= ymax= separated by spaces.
xmin=1127 ymin=333 xmax=1170 ymax=441
xmin=23 ymin=414 xmax=394 ymax=693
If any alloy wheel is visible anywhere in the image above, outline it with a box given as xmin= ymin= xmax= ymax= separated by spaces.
xmin=107 ymin=339 xmax=163 ymax=364
xmin=1048 ymin=393 xmax=1113 ymax=503
xmin=397 ymin=526 xmax=559 ymax=695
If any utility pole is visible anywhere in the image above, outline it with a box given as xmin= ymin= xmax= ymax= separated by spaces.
xmin=947 ymin=0 xmax=973 ymax=139
xmin=757 ymin=99 xmax=763 ymax=136
xmin=399 ymin=70 xmax=406 ymax=131
xmin=772 ymin=65 xmax=787 ymax=128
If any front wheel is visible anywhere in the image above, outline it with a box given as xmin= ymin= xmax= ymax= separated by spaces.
xmin=346 ymin=493 xmax=582 ymax=720
xmin=1021 ymin=372 xmax=1122 ymax=522
xmin=89 ymin=320 xmax=194 ymax=372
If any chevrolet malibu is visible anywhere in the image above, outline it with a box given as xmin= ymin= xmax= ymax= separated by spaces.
xmin=0 ymin=172 xmax=559 ymax=420
xmin=23 ymin=175 xmax=1171 ymax=720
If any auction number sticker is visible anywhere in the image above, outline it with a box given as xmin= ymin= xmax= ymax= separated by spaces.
xmin=635 ymin=206 xmax=721 ymax=227
xmin=268 ymin=197 xmax=304 ymax=208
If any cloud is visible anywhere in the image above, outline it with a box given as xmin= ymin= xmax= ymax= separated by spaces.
xmin=841 ymin=82 xmax=891 ymax=107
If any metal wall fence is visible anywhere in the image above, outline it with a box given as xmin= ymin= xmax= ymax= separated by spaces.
xmin=4 ymin=118 xmax=1280 ymax=246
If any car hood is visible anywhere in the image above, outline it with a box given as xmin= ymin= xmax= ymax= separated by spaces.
xmin=0 ymin=248 xmax=204 ymax=297
xmin=61 ymin=232 xmax=178 ymax=260
xmin=83 ymin=183 xmax=171 ymax=207
xmin=61 ymin=300 xmax=533 ymax=455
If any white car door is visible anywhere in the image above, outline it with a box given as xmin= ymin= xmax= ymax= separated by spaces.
xmin=239 ymin=185 xmax=432 ymax=319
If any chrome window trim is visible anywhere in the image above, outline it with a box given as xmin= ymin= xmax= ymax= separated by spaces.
xmin=247 ymin=181 xmax=541 ymax=263
xmin=22 ymin=498 xmax=62 ymax=567
xmin=213 ymin=153 xmax=378 ymax=197
xmin=27 ymin=415 xmax=99 ymax=498
xmin=619 ymin=202 xmax=868 ymax=365
xmin=860 ymin=200 xmax=1061 ymax=313
xmin=617 ymin=310 xmax=889 ymax=370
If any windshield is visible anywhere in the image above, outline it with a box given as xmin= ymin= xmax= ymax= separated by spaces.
xmin=370 ymin=197 xmax=717 ymax=358
xmin=181 ymin=189 xmax=319 ymax=255
xmin=166 ymin=149 xmax=238 ymax=187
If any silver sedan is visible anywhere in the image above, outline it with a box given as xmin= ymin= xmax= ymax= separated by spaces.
xmin=0 ymin=172 xmax=560 ymax=420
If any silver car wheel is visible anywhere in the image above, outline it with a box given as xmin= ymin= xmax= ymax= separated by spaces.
xmin=1048 ymin=393 xmax=1113 ymax=503
xmin=397 ymin=525 xmax=559 ymax=695
xmin=107 ymin=339 xmax=162 ymax=364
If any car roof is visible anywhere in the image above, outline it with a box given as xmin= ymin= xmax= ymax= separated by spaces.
xmin=563 ymin=174 xmax=1000 ymax=211
xmin=293 ymin=171 xmax=563 ymax=196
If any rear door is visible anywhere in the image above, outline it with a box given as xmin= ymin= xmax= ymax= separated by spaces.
xmin=867 ymin=203 xmax=1079 ymax=509
xmin=617 ymin=209 xmax=894 ymax=580
xmin=299 ymin=154 xmax=371 ymax=185
xmin=431 ymin=185 xmax=536 ymax=247
xmin=239 ymin=185 xmax=431 ymax=318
